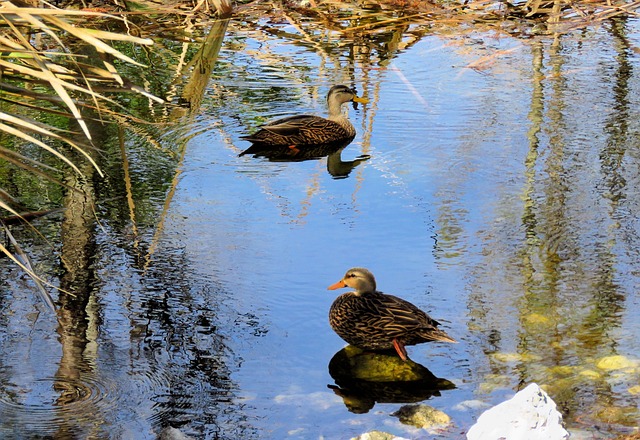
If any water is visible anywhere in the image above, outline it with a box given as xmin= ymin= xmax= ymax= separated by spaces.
xmin=2 ymin=12 xmax=640 ymax=439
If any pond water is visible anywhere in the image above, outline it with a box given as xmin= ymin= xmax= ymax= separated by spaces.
xmin=2 ymin=10 xmax=640 ymax=440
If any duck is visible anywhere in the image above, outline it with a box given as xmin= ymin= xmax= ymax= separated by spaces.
xmin=239 ymin=85 xmax=368 ymax=156
xmin=328 ymin=267 xmax=456 ymax=361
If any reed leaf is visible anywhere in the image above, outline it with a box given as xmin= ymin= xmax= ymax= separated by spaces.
xmin=0 ymin=121 xmax=86 ymax=175
xmin=44 ymin=15 xmax=150 ymax=68
xmin=0 ymin=146 xmax=75 ymax=190
xmin=1 ymin=14 xmax=93 ymax=139
xmin=0 ymin=2 xmax=160 ymax=174
xmin=0 ymin=112 xmax=104 ymax=177
xmin=0 ymin=199 xmax=20 ymax=217
xmin=2 ymin=224 xmax=57 ymax=312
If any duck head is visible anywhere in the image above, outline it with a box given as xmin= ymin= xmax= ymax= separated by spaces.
xmin=328 ymin=267 xmax=376 ymax=295
xmin=328 ymin=85 xmax=368 ymax=109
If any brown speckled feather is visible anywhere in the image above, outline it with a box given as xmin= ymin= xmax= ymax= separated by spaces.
xmin=330 ymin=291 xmax=455 ymax=351
xmin=241 ymin=115 xmax=355 ymax=147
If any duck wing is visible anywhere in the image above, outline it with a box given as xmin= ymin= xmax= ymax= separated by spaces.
xmin=360 ymin=293 xmax=437 ymax=335
xmin=259 ymin=115 xmax=322 ymax=137
xmin=354 ymin=292 xmax=458 ymax=343
xmin=241 ymin=115 xmax=349 ymax=146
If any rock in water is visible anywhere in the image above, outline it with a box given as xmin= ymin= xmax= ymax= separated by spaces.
xmin=392 ymin=404 xmax=451 ymax=430
xmin=159 ymin=427 xmax=196 ymax=440
xmin=466 ymin=383 xmax=569 ymax=440
xmin=329 ymin=345 xmax=445 ymax=382
xmin=351 ymin=431 xmax=409 ymax=440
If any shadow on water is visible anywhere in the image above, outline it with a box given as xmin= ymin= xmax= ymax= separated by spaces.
xmin=327 ymin=346 xmax=455 ymax=413
xmin=239 ymin=138 xmax=370 ymax=179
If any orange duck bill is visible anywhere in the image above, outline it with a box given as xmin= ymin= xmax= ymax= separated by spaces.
xmin=327 ymin=280 xmax=347 ymax=290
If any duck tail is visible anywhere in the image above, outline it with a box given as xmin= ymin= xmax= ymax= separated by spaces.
xmin=426 ymin=329 xmax=457 ymax=344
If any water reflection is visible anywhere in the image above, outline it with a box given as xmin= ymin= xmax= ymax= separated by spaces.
xmin=239 ymin=139 xmax=370 ymax=178
xmin=327 ymin=347 xmax=455 ymax=413
xmin=53 ymin=116 xmax=106 ymax=438
xmin=464 ymin=20 xmax=640 ymax=433
xmin=3 ymin=5 xmax=640 ymax=439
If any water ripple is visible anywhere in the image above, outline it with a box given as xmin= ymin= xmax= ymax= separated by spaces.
xmin=0 ymin=374 xmax=117 ymax=436
xmin=0 ymin=367 xmax=173 ymax=438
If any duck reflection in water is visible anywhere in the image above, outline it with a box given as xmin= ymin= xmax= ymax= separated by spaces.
xmin=327 ymin=346 xmax=455 ymax=414
xmin=239 ymin=138 xmax=370 ymax=179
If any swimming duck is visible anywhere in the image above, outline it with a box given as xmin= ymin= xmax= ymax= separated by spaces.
xmin=240 ymin=85 xmax=367 ymax=155
xmin=328 ymin=268 xmax=456 ymax=361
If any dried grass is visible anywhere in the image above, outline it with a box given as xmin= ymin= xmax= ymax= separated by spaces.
xmin=236 ymin=0 xmax=640 ymax=37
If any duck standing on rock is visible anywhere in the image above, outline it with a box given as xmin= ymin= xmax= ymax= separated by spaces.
xmin=328 ymin=268 xmax=456 ymax=361
xmin=239 ymin=85 xmax=368 ymax=156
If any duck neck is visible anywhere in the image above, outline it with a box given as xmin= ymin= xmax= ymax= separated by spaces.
xmin=354 ymin=289 xmax=374 ymax=297
xmin=327 ymin=98 xmax=347 ymax=121
xmin=327 ymin=100 xmax=355 ymax=136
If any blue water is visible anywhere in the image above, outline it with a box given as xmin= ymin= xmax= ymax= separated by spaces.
xmin=2 ymin=15 xmax=640 ymax=440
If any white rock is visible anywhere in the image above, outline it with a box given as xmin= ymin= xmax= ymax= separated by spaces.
xmin=466 ymin=383 xmax=569 ymax=440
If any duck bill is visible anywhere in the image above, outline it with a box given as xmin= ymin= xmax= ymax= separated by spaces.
xmin=352 ymin=96 xmax=368 ymax=111
xmin=327 ymin=280 xmax=347 ymax=290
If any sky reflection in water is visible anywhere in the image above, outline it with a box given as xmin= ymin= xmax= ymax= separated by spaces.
xmin=2 ymin=14 xmax=640 ymax=440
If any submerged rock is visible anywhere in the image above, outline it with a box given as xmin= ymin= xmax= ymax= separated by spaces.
xmin=466 ymin=383 xmax=569 ymax=440
xmin=453 ymin=399 xmax=492 ymax=411
xmin=595 ymin=355 xmax=638 ymax=371
xmin=159 ymin=426 xmax=196 ymax=440
xmin=392 ymin=403 xmax=451 ymax=429
xmin=329 ymin=345 xmax=449 ymax=382
xmin=328 ymin=346 xmax=455 ymax=413
xmin=351 ymin=431 xmax=409 ymax=440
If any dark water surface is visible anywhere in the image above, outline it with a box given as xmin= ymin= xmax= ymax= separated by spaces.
xmin=2 ymin=12 xmax=640 ymax=440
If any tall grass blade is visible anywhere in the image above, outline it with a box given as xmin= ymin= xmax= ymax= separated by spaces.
xmin=2 ymin=224 xmax=57 ymax=312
